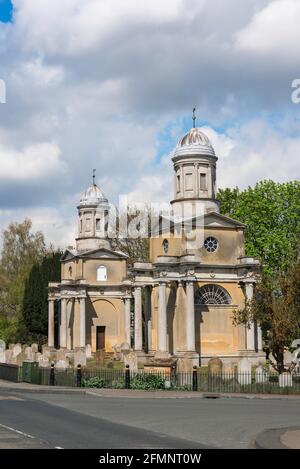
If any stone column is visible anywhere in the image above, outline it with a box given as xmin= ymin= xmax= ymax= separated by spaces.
xmin=257 ymin=323 xmax=263 ymax=351
xmin=134 ymin=286 xmax=143 ymax=351
xmin=60 ymin=298 xmax=67 ymax=348
xmin=158 ymin=282 xmax=168 ymax=352
xmin=124 ymin=297 xmax=131 ymax=346
xmin=48 ymin=299 xmax=55 ymax=348
xmin=245 ymin=282 xmax=255 ymax=351
xmin=79 ymin=297 xmax=86 ymax=348
xmin=186 ymin=281 xmax=196 ymax=351
xmin=145 ymin=287 xmax=152 ymax=352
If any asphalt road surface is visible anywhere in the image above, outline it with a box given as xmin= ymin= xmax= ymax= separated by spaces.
xmin=0 ymin=391 xmax=299 ymax=449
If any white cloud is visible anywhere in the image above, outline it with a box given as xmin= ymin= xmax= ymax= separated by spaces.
xmin=17 ymin=58 xmax=64 ymax=86
xmin=0 ymin=206 xmax=75 ymax=250
xmin=13 ymin=0 xmax=188 ymax=56
xmin=0 ymin=142 xmax=64 ymax=180
xmin=217 ymin=119 xmax=300 ymax=188
xmin=0 ymin=0 xmax=299 ymax=247
xmin=235 ymin=0 xmax=300 ymax=63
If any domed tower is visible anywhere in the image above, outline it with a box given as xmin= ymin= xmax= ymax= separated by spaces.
xmin=76 ymin=175 xmax=111 ymax=252
xmin=171 ymin=124 xmax=219 ymax=215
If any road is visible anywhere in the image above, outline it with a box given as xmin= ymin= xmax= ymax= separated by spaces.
xmin=0 ymin=391 xmax=299 ymax=449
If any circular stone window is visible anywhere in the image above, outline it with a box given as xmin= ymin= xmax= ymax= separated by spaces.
xmin=204 ymin=236 xmax=218 ymax=253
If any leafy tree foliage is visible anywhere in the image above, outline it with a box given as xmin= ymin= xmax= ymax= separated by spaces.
xmin=21 ymin=251 xmax=61 ymax=344
xmin=0 ymin=219 xmax=46 ymax=343
xmin=233 ymin=262 xmax=300 ymax=372
xmin=218 ymin=180 xmax=300 ymax=274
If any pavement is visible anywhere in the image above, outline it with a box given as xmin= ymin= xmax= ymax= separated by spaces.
xmin=0 ymin=379 xmax=299 ymax=449
xmin=255 ymin=427 xmax=300 ymax=449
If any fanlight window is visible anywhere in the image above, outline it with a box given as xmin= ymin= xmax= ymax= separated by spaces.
xmin=97 ymin=265 xmax=107 ymax=281
xmin=195 ymin=284 xmax=231 ymax=305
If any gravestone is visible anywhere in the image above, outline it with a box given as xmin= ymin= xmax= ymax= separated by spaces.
xmin=12 ymin=343 xmax=22 ymax=358
xmin=31 ymin=343 xmax=38 ymax=353
xmin=74 ymin=349 xmax=86 ymax=367
xmin=279 ymin=372 xmax=293 ymax=388
xmin=0 ymin=340 xmax=6 ymax=363
xmin=15 ymin=351 xmax=27 ymax=366
xmin=222 ymin=362 xmax=235 ymax=380
xmin=42 ymin=345 xmax=52 ymax=358
xmin=37 ymin=353 xmax=50 ymax=368
xmin=5 ymin=349 xmax=14 ymax=364
xmin=255 ymin=365 xmax=269 ymax=384
xmin=238 ymin=357 xmax=252 ymax=385
xmin=95 ymin=350 xmax=105 ymax=366
xmin=124 ymin=352 xmax=138 ymax=371
xmin=208 ymin=357 xmax=223 ymax=375
xmin=25 ymin=346 xmax=34 ymax=362
xmin=120 ymin=342 xmax=130 ymax=362
xmin=85 ymin=344 xmax=92 ymax=358
xmin=112 ymin=344 xmax=121 ymax=361
xmin=56 ymin=348 xmax=68 ymax=361
xmin=55 ymin=359 xmax=68 ymax=370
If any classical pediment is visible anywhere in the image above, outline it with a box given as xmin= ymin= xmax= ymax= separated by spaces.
xmin=61 ymin=247 xmax=128 ymax=261
xmin=80 ymin=248 xmax=128 ymax=259
xmin=204 ymin=212 xmax=245 ymax=228
xmin=152 ymin=211 xmax=244 ymax=236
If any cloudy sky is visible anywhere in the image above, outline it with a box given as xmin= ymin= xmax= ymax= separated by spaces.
xmin=0 ymin=0 xmax=300 ymax=248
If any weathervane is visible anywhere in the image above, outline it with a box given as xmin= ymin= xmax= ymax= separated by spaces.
xmin=92 ymin=168 xmax=96 ymax=186
xmin=192 ymin=107 xmax=196 ymax=128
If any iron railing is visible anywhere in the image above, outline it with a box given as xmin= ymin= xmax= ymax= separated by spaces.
xmin=2 ymin=362 xmax=300 ymax=394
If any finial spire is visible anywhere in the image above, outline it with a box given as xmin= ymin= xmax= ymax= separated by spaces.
xmin=192 ymin=107 xmax=196 ymax=128
xmin=92 ymin=168 xmax=96 ymax=186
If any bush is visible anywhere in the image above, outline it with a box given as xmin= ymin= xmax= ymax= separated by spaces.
xmin=111 ymin=379 xmax=125 ymax=389
xmin=131 ymin=373 xmax=165 ymax=390
xmin=82 ymin=376 xmax=105 ymax=388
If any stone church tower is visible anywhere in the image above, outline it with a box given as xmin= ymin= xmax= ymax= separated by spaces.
xmin=48 ymin=180 xmax=131 ymax=353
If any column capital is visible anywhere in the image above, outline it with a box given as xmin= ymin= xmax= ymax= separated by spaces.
xmin=185 ymin=280 xmax=196 ymax=286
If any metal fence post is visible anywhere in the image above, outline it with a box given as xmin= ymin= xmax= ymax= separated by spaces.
xmin=192 ymin=366 xmax=198 ymax=392
xmin=50 ymin=362 xmax=55 ymax=386
xmin=76 ymin=364 xmax=82 ymax=387
xmin=125 ymin=365 xmax=130 ymax=389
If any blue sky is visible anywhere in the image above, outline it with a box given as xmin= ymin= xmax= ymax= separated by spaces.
xmin=0 ymin=0 xmax=300 ymax=247
xmin=0 ymin=0 xmax=12 ymax=22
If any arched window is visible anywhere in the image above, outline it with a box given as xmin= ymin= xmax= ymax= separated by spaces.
xmin=195 ymin=284 xmax=231 ymax=305
xmin=162 ymin=239 xmax=169 ymax=254
xmin=97 ymin=265 xmax=107 ymax=281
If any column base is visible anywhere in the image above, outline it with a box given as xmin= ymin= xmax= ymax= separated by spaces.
xmin=154 ymin=351 xmax=171 ymax=360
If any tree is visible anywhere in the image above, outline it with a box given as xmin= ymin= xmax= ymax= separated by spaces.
xmin=111 ymin=206 xmax=150 ymax=266
xmin=218 ymin=180 xmax=300 ymax=274
xmin=0 ymin=219 xmax=46 ymax=343
xmin=233 ymin=264 xmax=300 ymax=373
xmin=21 ymin=251 xmax=61 ymax=344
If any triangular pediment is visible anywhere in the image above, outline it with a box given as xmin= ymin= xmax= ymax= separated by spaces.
xmin=61 ymin=247 xmax=128 ymax=261
xmin=80 ymin=248 xmax=128 ymax=259
xmin=151 ymin=211 xmax=244 ymax=236
xmin=61 ymin=249 xmax=76 ymax=261
xmin=204 ymin=212 xmax=245 ymax=228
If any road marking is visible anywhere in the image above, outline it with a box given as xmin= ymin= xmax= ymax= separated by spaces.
xmin=0 ymin=423 xmax=35 ymax=439
xmin=54 ymin=446 xmax=64 ymax=449
xmin=0 ymin=396 xmax=24 ymax=401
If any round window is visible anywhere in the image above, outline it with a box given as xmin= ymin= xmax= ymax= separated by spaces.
xmin=204 ymin=236 xmax=218 ymax=253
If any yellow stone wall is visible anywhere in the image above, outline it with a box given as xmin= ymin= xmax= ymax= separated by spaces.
xmin=69 ymin=297 xmax=125 ymax=352
xmin=62 ymin=258 xmax=127 ymax=284
xmin=150 ymin=227 xmax=245 ymax=264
